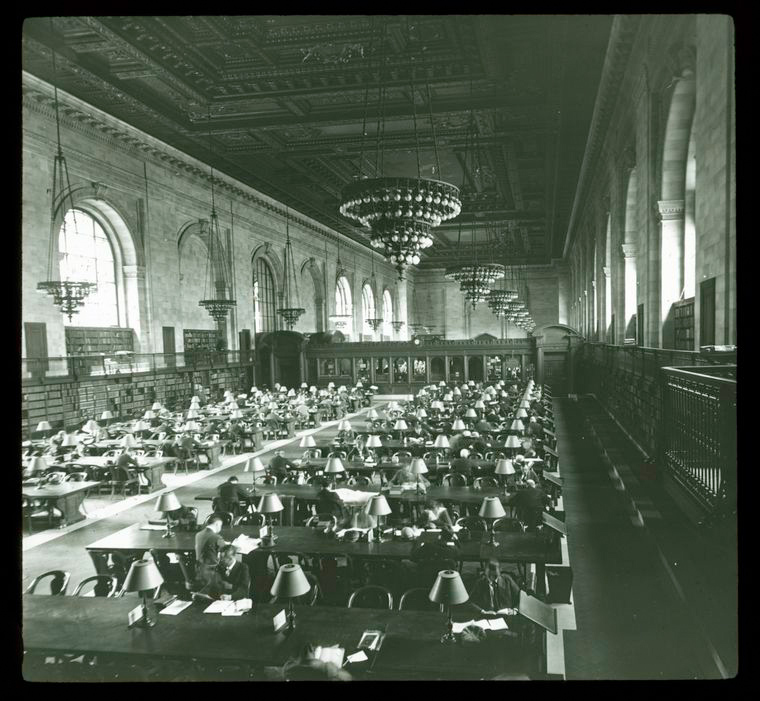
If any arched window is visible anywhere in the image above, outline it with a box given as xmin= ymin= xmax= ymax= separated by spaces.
xmin=58 ymin=208 xmax=120 ymax=327
xmin=684 ymin=128 xmax=696 ymax=300
xmin=361 ymin=283 xmax=375 ymax=337
xmin=254 ymin=258 xmax=277 ymax=332
xmin=382 ymin=289 xmax=394 ymax=339
xmin=335 ymin=276 xmax=352 ymax=317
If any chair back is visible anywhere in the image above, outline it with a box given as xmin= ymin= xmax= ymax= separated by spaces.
xmin=327 ymin=450 xmax=347 ymax=459
xmin=110 ymin=465 xmax=135 ymax=482
xmin=72 ymin=575 xmax=119 ymax=598
xmin=347 ymin=584 xmax=393 ymax=610
xmin=455 ymin=516 xmax=487 ymax=532
xmin=347 ymin=475 xmax=371 ymax=487
xmin=204 ymin=510 xmax=233 ymax=528
xmin=234 ymin=513 xmax=265 ymax=527
xmin=304 ymin=448 xmax=322 ymax=459
xmin=305 ymin=514 xmax=338 ymax=529
xmin=261 ymin=474 xmax=278 ymax=485
xmin=474 ymin=476 xmax=499 ymax=490
xmin=399 ymin=587 xmax=442 ymax=612
xmin=65 ymin=471 xmax=90 ymax=482
xmin=442 ymin=472 xmax=468 ymax=487
xmin=25 ymin=570 xmax=71 ymax=595
xmin=493 ymin=516 xmax=524 ymax=532
xmin=393 ymin=450 xmax=412 ymax=460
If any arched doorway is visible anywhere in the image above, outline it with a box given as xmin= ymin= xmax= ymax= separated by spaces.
xmin=255 ymin=331 xmax=307 ymax=389
xmin=532 ymin=324 xmax=584 ymax=395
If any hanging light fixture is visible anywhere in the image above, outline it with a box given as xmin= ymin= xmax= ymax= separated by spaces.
xmin=198 ymin=108 xmax=236 ymax=323
xmin=339 ymin=18 xmax=461 ymax=279
xmin=328 ymin=239 xmax=352 ymax=330
xmin=277 ymin=207 xmax=305 ymax=330
xmin=365 ymin=253 xmax=384 ymax=332
xmin=36 ymin=24 xmax=96 ymax=320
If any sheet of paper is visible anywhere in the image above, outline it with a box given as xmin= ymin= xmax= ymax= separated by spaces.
xmin=221 ymin=606 xmax=245 ymax=616
xmin=159 ymin=600 xmax=192 ymax=616
xmin=140 ymin=524 xmax=167 ymax=531
xmin=451 ymin=620 xmax=473 ymax=634
xmin=231 ymin=534 xmax=260 ymax=554
xmin=204 ymin=600 xmax=233 ymax=614
xmin=316 ymin=646 xmax=345 ymax=667
xmin=346 ymin=650 xmax=368 ymax=664
xmin=486 ymin=617 xmax=509 ymax=631
xmin=273 ymin=609 xmax=287 ymax=631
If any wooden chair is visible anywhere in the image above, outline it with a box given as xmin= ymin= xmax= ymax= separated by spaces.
xmin=72 ymin=575 xmax=119 ymax=598
xmin=493 ymin=516 xmax=525 ymax=532
xmin=109 ymin=466 xmax=139 ymax=499
xmin=473 ymin=476 xmax=499 ymax=490
xmin=399 ymin=587 xmax=443 ymax=612
xmin=25 ymin=570 xmax=71 ymax=595
xmin=347 ymin=475 xmax=371 ymax=487
xmin=234 ymin=513 xmax=265 ymax=527
xmin=441 ymin=472 xmax=468 ymax=487
xmin=347 ymin=584 xmax=393 ymax=610
xmin=204 ymin=511 xmax=233 ymax=528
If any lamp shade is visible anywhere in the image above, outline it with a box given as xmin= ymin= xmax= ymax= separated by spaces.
xmin=428 ymin=570 xmax=469 ymax=606
xmin=83 ymin=419 xmax=99 ymax=433
xmin=505 ymin=435 xmax=522 ymax=449
xmin=301 ymin=382 xmax=308 ymax=389
xmin=431 ymin=400 xmax=443 ymax=410
xmin=394 ymin=419 xmax=409 ymax=431
xmin=258 ymin=493 xmax=284 ymax=514
xmin=152 ymin=402 xmax=163 ymax=411
xmin=474 ymin=400 xmax=486 ymax=410
xmin=433 ymin=435 xmax=450 ymax=448
xmin=61 ymin=433 xmax=78 ymax=447
xmin=133 ymin=420 xmax=149 ymax=432
xmin=366 ymin=409 xmax=379 ymax=420
xmin=156 ymin=492 xmax=181 ymax=513
xmin=451 ymin=419 xmax=466 ymax=431
xmin=338 ymin=420 xmax=352 ymax=432
xmin=245 ymin=457 xmax=266 ymax=473
xmin=230 ymin=409 xmax=243 ymax=420
xmin=299 ymin=435 xmax=317 ymax=448
xmin=356 ymin=381 xmax=363 ymax=388
xmin=366 ymin=434 xmax=383 ymax=448
xmin=186 ymin=409 xmax=199 ymax=419
xmin=453 ymin=387 xmax=461 ymax=396
xmin=367 ymin=494 xmax=392 ymax=516
xmin=510 ymin=419 xmax=525 ymax=432
xmin=416 ymin=408 xmax=428 ymax=418
xmin=185 ymin=421 xmax=201 ymax=432
xmin=123 ymin=559 xmax=164 ymax=592
xmin=410 ymin=458 xmax=428 ymax=475
xmin=495 ymin=458 xmax=516 ymax=475
xmin=120 ymin=434 xmax=137 ymax=448
xmin=270 ymin=563 xmax=311 ymax=599
xmin=280 ymin=386 xmax=288 ymax=393
xmin=439 ymin=381 xmax=446 ymax=387
xmin=516 ymin=408 xmax=528 ymax=419
xmin=100 ymin=411 xmax=113 ymax=421
xmin=464 ymin=408 xmax=477 ymax=418
xmin=250 ymin=387 xmax=259 ymax=394
xmin=31 ymin=456 xmax=49 ymax=472
xmin=443 ymin=393 xmax=453 ymax=401
xmin=144 ymin=410 xmax=157 ymax=420
xmin=467 ymin=380 xmax=475 ymax=387
xmin=479 ymin=496 xmax=507 ymax=519
xmin=325 ymin=457 xmax=345 ymax=473
xmin=519 ymin=400 xmax=531 ymax=409
xmin=228 ymin=402 xmax=239 ymax=411
xmin=191 ymin=395 xmax=200 ymax=402
xmin=35 ymin=421 xmax=52 ymax=432
xmin=224 ymin=390 xmax=233 ymax=397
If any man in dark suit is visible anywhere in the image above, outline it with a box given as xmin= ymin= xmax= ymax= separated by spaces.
xmin=268 ymin=449 xmax=296 ymax=481
xmin=116 ymin=448 xmax=138 ymax=469
xmin=315 ymin=486 xmax=348 ymax=526
xmin=450 ymin=448 xmax=474 ymax=479
xmin=194 ymin=514 xmax=226 ymax=585
xmin=217 ymin=476 xmax=250 ymax=515
xmin=511 ymin=479 xmax=548 ymax=529
xmin=199 ymin=544 xmax=250 ymax=601
xmin=470 ymin=559 xmax=521 ymax=614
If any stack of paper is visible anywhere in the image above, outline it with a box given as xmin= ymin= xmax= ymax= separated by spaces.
xmin=451 ymin=618 xmax=509 ymax=634
xmin=159 ymin=600 xmax=192 ymax=616
xmin=231 ymin=534 xmax=261 ymax=554
xmin=315 ymin=646 xmax=345 ymax=667
xmin=204 ymin=599 xmax=252 ymax=615
xmin=346 ymin=650 xmax=368 ymax=664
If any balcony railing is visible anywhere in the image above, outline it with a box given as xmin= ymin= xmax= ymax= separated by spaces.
xmin=21 ymin=351 xmax=254 ymax=383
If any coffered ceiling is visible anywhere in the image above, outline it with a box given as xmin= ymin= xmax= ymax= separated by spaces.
xmin=22 ymin=15 xmax=612 ymax=269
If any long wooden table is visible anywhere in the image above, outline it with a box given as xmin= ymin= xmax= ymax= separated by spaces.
xmin=22 ymin=596 xmax=536 ymax=680
xmin=68 ymin=456 xmax=171 ymax=493
xmin=22 ymin=481 xmax=101 ymax=527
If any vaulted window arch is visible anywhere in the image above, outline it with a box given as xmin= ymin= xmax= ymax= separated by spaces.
xmin=253 ymin=257 xmax=277 ymax=332
xmin=382 ymin=289 xmax=394 ymax=339
xmin=58 ymin=208 xmax=120 ymax=327
xmin=361 ymin=283 xmax=375 ymax=338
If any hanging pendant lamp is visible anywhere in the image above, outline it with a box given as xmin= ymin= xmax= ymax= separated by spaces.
xmin=277 ymin=207 xmax=305 ymax=330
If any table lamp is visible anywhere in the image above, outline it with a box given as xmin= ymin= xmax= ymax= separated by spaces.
xmin=151 ymin=401 xmax=163 ymax=411
xmin=368 ymin=494 xmax=392 ymax=542
xmin=439 ymin=381 xmax=446 ymax=387
xmin=365 ymin=434 xmax=383 ymax=450
xmin=228 ymin=401 xmax=239 ymax=411
xmin=519 ymin=400 xmax=531 ymax=409
xmin=433 ymin=433 xmax=449 ymax=454
xmin=143 ymin=410 xmax=156 ymax=421
xmin=270 ymin=563 xmax=311 ymax=631
xmin=516 ymin=408 xmax=528 ymax=419
xmin=495 ymin=458 xmax=515 ymax=494
xmin=325 ymin=456 xmax=345 ymax=489
xmin=133 ymin=420 xmax=149 ymax=434
xmin=338 ymin=419 xmax=352 ymax=432
xmin=156 ymin=491 xmax=182 ymax=538
xmin=479 ymin=496 xmax=507 ymax=546
xmin=366 ymin=408 xmax=379 ymax=421
xmin=429 ymin=570 xmax=469 ymax=644
xmin=186 ymin=408 xmax=199 ymax=420
xmin=35 ymin=421 xmax=52 ymax=438
xmin=394 ymin=419 xmax=408 ymax=443
xmin=83 ymin=419 xmax=99 ymax=434
xmin=451 ymin=418 xmax=466 ymax=432
xmin=510 ymin=419 xmax=525 ymax=433
xmin=244 ymin=457 xmax=266 ymax=494
xmin=473 ymin=400 xmax=485 ymax=410
xmin=453 ymin=387 xmax=461 ymax=397
xmin=61 ymin=433 xmax=78 ymax=448
xmin=185 ymin=420 xmax=201 ymax=432
xmin=416 ymin=408 xmax=428 ymax=419
xmin=300 ymin=382 xmax=308 ymax=390
xmin=410 ymin=457 xmax=428 ymax=496
xmin=100 ymin=410 xmax=113 ymax=426
xmin=309 ymin=386 xmax=317 ymax=394
xmin=123 ymin=559 xmax=164 ymax=628
xmin=258 ymin=493 xmax=284 ymax=545
xmin=29 ymin=455 xmax=49 ymax=476
xmin=464 ymin=408 xmax=477 ymax=420
xmin=299 ymin=434 xmax=316 ymax=448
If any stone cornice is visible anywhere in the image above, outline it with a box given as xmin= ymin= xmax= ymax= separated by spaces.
xmin=621 ymin=243 xmax=637 ymax=258
xmin=656 ymin=199 xmax=685 ymax=221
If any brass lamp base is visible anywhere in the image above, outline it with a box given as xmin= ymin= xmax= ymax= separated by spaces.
xmin=440 ymin=630 xmax=457 ymax=644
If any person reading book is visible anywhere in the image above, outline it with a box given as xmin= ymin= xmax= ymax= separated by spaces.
xmin=470 ymin=558 xmax=521 ymax=615
xmin=198 ymin=544 xmax=250 ymax=601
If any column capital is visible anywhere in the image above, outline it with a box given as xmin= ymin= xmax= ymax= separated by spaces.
xmin=621 ymin=243 xmax=637 ymax=258
xmin=656 ymin=199 xmax=685 ymax=221
xmin=122 ymin=264 xmax=146 ymax=279
xmin=602 ymin=266 xmax=611 ymax=278
xmin=591 ymin=279 xmax=596 ymax=289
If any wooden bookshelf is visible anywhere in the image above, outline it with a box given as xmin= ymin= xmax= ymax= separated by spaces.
xmin=673 ymin=298 xmax=695 ymax=351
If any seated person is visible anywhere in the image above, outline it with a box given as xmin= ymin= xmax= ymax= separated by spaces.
xmin=526 ymin=416 xmax=544 ymax=439
xmin=515 ymin=459 xmax=540 ymax=485
xmin=116 ymin=447 xmax=138 ymax=469
xmin=315 ymin=485 xmax=349 ymax=526
xmin=199 ymin=544 xmax=251 ymax=601
xmin=524 ymin=446 xmax=538 ymax=459
xmin=420 ymin=499 xmax=454 ymax=530
xmin=450 ymin=448 xmax=474 ymax=478
xmin=194 ymin=514 xmax=227 ymax=585
xmin=408 ymin=423 xmax=431 ymax=440
xmin=511 ymin=479 xmax=548 ymax=529
xmin=178 ymin=431 xmax=200 ymax=455
xmin=475 ymin=418 xmax=495 ymax=433
xmin=268 ymin=449 xmax=296 ymax=480
xmin=351 ymin=499 xmax=378 ymax=529
xmin=217 ymin=475 xmax=250 ymax=513
xmin=389 ymin=464 xmax=430 ymax=488
xmin=282 ymin=643 xmax=352 ymax=681
xmin=470 ymin=558 xmax=521 ymax=614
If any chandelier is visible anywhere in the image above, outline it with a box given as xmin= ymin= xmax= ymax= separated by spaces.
xmin=277 ymin=207 xmax=305 ymax=330
xmin=446 ymin=263 xmax=504 ymax=307
xmin=338 ymin=19 xmax=461 ymax=278
xmin=199 ymin=109 xmax=236 ymax=322
xmin=487 ymin=289 xmax=515 ymax=317
xmin=36 ymin=30 xmax=96 ymax=320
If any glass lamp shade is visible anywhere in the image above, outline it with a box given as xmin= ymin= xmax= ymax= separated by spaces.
xmin=467 ymin=380 xmax=475 ymax=387
xmin=83 ymin=420 xmax=99 ymax=433
xmin=451 ymin=419 xmax=466 ymax=431
xmin=464 ymin=408 xmax=478 ymax=418
xmin=394 ymin=419 xmax=409 ymax=430
xmin=245 ymin=457 xmax=266 ymax=473
xmin=280 ymin=386 xmax=289 ymax=393
xmin=270 ymin=563 xmax=311 ymax=599
xmin=61 ymin=433 xmax=79 ymax=447
xmin=433 ymin=435 xmax=450 ymax=448
xmin=328 ymin=382 xmax=335 ymax=389
xmin=439 ymin=381 xmax=446 ymax=387
xmin=473 ymin=400 xmax=486 ymax=410
xmin=368 ymin=494 xmax=392 ymax=516
xmin=338 ymin=420 xmax=352 ymax=432
xmin=299 ymin=435 xmax=317 ymax=448
xmin=144 ymin=411 xmax=156 ymax=421
xmin=325 ymin=457 xmax=345 ymax=473
xmin=124 ymin=559 xmax=164 ymax=592
xmin=495 ymin=458 xmax=516 ymax=475
xmin=410 ymin=458 xmax=428 ymax=475
xmin=479 ymin=496 xmax=507 ymax=519
xmin=510 ymin=420 xmax=525 ymax=432
xmin=418 ymin=388 xmax=427 ymax=396
xmin=428 ymin=570 xmax=469 ymax=605
xmin=258 ymin=494 xmax=284 ymax=514
xmin=156 ymin=492 xmax=182 ymax=513
xmin=100 ymin=411 xmax=113 ymax=421
xmin=36 ymin=421 xmax=52 ymax=432
xmin=516 ymin=408 xmax=529 ymax=419
xmin=185 ymin=421 xmax=201 ymax=432
xmin=443 ymin=393 xmax=453 ymax=401
xmin=370 ymin=385 xmax=378 ymax=391
xmin=120 ymin=434 xmax=138 ymax=448
xmin=191 ymin=395 xmax=200 ymax=402
xmin=505 ymin=435 xmax=522 ymax=449
xmin=416 ymin=408 xmax=428 ymax=418
xmin=224 ymin=390 xmax=233 ymax=397
xmin=430 ymin=401 xmax=443 ymax=410
xmin=366 ymin=435 xmax=383 ymax=448
xmin=366 ymin=409 xmax=379 ymax=420
xmin=250 ymin=387 xmax=259 ymax=394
